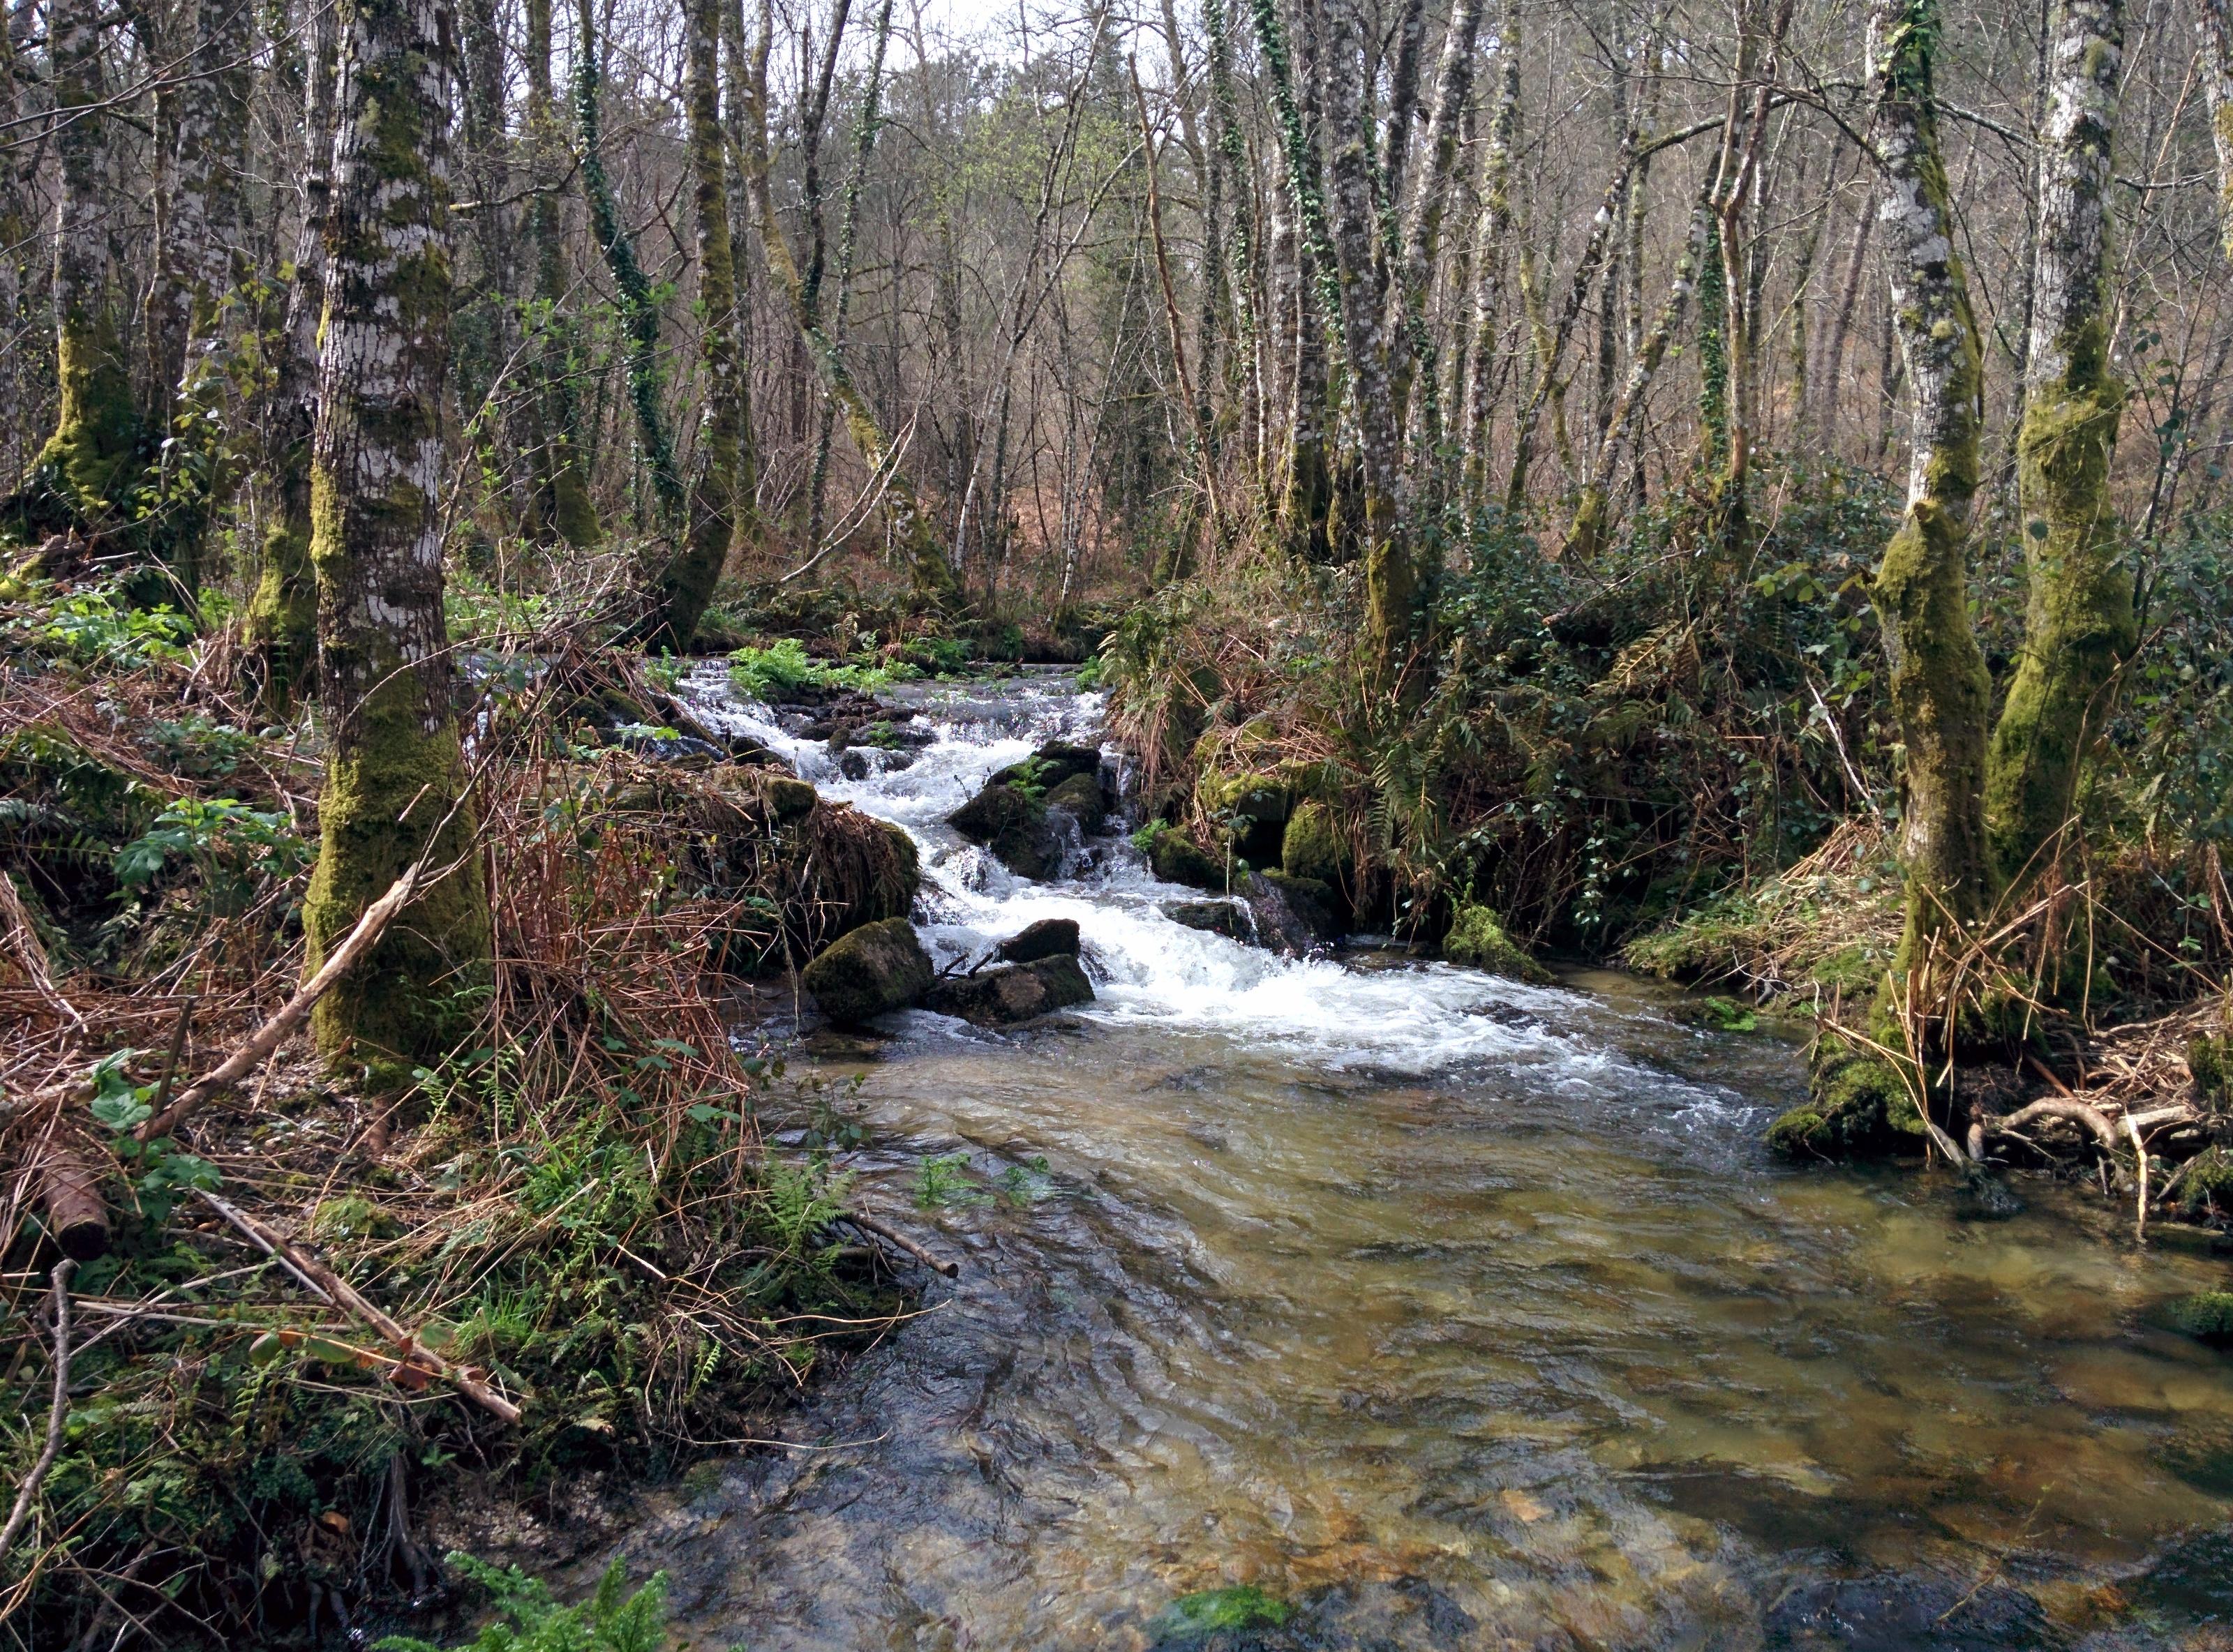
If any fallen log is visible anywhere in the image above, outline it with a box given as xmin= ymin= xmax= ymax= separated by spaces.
xmin=38 ymin=1144 xmax=110 ymax=1261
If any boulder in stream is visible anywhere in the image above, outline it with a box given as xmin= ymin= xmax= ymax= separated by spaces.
xmin=1141 ymin=823 xmax=1229 ymax=891
xmin=949 ymin=781 xmax=1061 ymax=878
xmin=1441 ymin=903 xmax=1552 ymax=984
xmin=996 ymin=917 xmax=1080 ymax=963
xmin=1253 ymin=870 xmax=1339 ymax=947
xmin=948 ymin=743 xmax=1108 ymax=879
xmin=1161 ymin=900 xmax=1250 ymax=940
xmin=926 ymin=954 xmax=1093 ymax=1026
xmin=800 ymin=917 xmax=934 ymax=1024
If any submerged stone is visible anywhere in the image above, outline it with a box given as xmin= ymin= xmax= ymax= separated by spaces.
xmin=800 ymin=917 xmax=934 ymax=1024
xmin=996 ymin=917 xmax=1080 ymax=963
xmin=926 ymin=954 xmax=1093 ymax=1026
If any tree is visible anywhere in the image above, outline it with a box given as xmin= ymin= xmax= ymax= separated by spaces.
xmin=8 ymin=0 xmax=137 ymax=539
xmin=301 ymin=0 xmax=491 ymax=1081
xmin=1983 ymin=0 xmax=2136 ymax=892
xmin=1866 ymin=0 xmax=1996 ymax=982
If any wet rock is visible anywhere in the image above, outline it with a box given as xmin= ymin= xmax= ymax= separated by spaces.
xmin=1239 ymin=873 xmax=1322 ymax=956
xmin=1254 ymin=870 xmax=1339 ymax=944
xmin=1044 ymin=770 xmax=1107 ymax=834
xmin=1162 ymin=900 xmax=1250 ymax=940
xmin=1441 ymin=903 xmax=1551 ymax=983
xmin=948 ymin=783 xmax=1061 ymax=879
xmin=1763 ymin=1569 xmax=2051 ymax=1650
xmin=1144 ymin=823 xmax=1230 ymax=891
xmin=990 ymin=739 xmax=1101 ymax=790
xmin=837 ymin=745 xmax=918 ymax=781
xmin=1767 ymin=1046 xmax=1928 ymax=1160
xmin=1952 ymin=1166 xmax=2024 ymax=1220
xmin=925 ymin=955 xmax=1093 ymax=1026
xmin=608 ymin=728 xmax=726 ymax=764
xmin=763 ymin=774 xmax=821 ymax=822
xmin=800 ymin=917 xmax=934 ymax=1024
xmin=996 ymin=917 xmax=1080 ymax=963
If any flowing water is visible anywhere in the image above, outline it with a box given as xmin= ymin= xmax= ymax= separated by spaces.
xmin=639 ymin=667 xmax=2233 ymax=1651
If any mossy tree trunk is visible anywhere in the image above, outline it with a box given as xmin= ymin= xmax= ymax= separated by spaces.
xmin=245 ymin=3 xmax=338 ymax=709
xmin=9 ymin=1 xmax=137 ymax=539
xmin=1867 ymin=0 xmax=1997 ymax=977
xmin=1983 ymin=0 xmax=2137 ymax=890
xmin=304 ymin=0 xmax=490 ymax=1084
xmin=642 ymin=0 xmax=755 ymax=653
xmin=523 ymin=0 xmax=602 ymax=550
xmin=1317 ymin=0 xmax=1419 ymax=686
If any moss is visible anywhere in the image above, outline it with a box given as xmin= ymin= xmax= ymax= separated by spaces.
xmin=765 ymin=775 xmax=819 ymax=822
xmin=1985 ymin=366 xmax=2135 ymax=895
xmin=1155 ymin=1584 xmax=1293 ymax=1639
xmin=243 ymin=514 xmax=316 ymax=709
xmin=1044 ymin=771 xmax=1107 ymax=833
xmin=1771 ymin=1044 xmax=1925 ymax=1159
xmin=2190 ymin=1033 xmax=2233 ymax=1111
xmin=1442 ymin=903 xmax=1551 ymax=983
xmin=2175 ymin=1147 xmax=2233 ymax=1215
xmin=1280 ymin=797 xmax=1350 ymax=885
xmin=949 ymin=782 xmax=1057 ymax=878
xmin=1142 ymin=821 xmax=1229 ymax=891
xmin=799 ymin=916 xmax=932 ymax=1023
xmin=2162 ymin=1292 xmax=2233 ymax=1346
xmin=309 ymin=1195 xmax=398 ymax=1242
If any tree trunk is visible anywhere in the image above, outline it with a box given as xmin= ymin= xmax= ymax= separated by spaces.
xmin=1459 ymin=0 xmax=1519 ymax=510
xmin=1386 ymin=0 xmax=1483 ymax=469
xmin=1319 ymin=0 xmax=1417 ymax=684
xmin=2200 ymin=0 xmax=2230 ymax=260
xmin=1867 ymin=0 xmax=1996 ymax=976
xmin=523 ymin=0 xmax=601 ymax=548
xmin=303 ymin=0 xmax=490 ymax=1084
xmin=1983 ymin=0 xmax=2136 ymax=889
xmin=643 ymin=0 xmax=754 ymax=652
xmin=10 ymin=0 xmax=137 ymax=538
xmin=246 ymin=0 xmax=337 ymax=707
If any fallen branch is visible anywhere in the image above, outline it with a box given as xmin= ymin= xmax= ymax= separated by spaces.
xmin=1987 ymin=1097 xmax=2121 ymax=1156
xmin=2123 ymin=1112 xmax=2149 ymax=1242
xmin=0 ymin=1258 xmax=76 ymax=1565
xmin=137 ymin=859 xmax=428 ymax=1143
xmin=194 ymin=1189 xmax=523 ymax=1425
xmin=838 ymin=1210 xmax=959 ymax=1277
xmin=38 ymin=1144 xmax=110 ymax=1261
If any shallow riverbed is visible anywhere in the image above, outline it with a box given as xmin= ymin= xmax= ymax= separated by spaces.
xmin=625 ymin=667 xmax=2233 ymax=1651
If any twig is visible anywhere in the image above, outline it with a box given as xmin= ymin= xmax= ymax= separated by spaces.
xmin=193 ymin=1189 xmax=523 ymax=1425
xmin=838 ymin=1210 xmax=959 ymax=1277
xmin=0 ymin=1258 xmax=77 ymax=1564
xmin=2124 ymin=1112 xmax=2149 ymax=1242
xmin=137 ymin=859 xmax=428 ymax=1142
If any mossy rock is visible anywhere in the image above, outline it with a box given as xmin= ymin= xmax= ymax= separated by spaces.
xmin=1442 ymin=904 xmax=1551 ymax=984
xmin=1163 ymin=899 xmax=1249 ymax=939
xmin=1204 ymin=771 xmax=1290 ymax=827
xmin=1143 ymin=823 xmax=1228 ymax=891
xmin=800 ymin=917 xmax=934 ymax=1024
xmin=2162 ymin=1291 xmax=2233 ymax=1346
xmin=949 ymin=781 xmax=1060 ymax=879
xmin=1280 ymin=798 xmax=1350 ymax=885
xmin=996 ymin=917 xmax=1080 ymax=963
xmin=1153 ymin=1584 xmax=1293 ymax=1642
xmin=1769 ymin=1045 xmax=1926 ymax=1159
xmin=1044 ymin=771 xmax=1107 ymax=833
xmin=990 ymin=740 xmax=1100 ymax=792
xmin=765 ymin=775 xmax=819 ymax=821
xmin=925 ymin=954 xmax=1092 ymax=1026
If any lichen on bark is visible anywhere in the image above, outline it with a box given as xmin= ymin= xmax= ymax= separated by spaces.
xmin=302 ymin=0 xmax=490 ymax=1085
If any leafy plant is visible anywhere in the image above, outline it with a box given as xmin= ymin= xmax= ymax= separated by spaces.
xmin=114 ymin=797 xmax=311 ymax=912
xmin=32 ymin=585 xmax=197 ymax=669
xmin=1696 ymin=995 xmax=1759 ymax=1033
xmin=728 ymin=637 xmax=909 ymax=701
xmin=375 ymin=1555 xmax=670 ymax=1652
xmin=87 ymin=1048 xmax=221 ymax=1225
xmin=914 ymin=1152 xmax=989 ymax=1209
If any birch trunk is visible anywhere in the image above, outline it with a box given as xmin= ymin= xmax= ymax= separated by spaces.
xmin=1459 ymin=1 xmax=1519 ymax=509
xmin=2202 ymin=0 xmax=2232 ymax=260
xmin=524 ymin=0 xmax=601 ymax=548
xmin=304 ymin=0 xmax=489 ymax=1082
xmin=1984 ymin=0 xmax=2136 ymax=888
xmin=1867 ymin=0 xmax=1996 ymax=973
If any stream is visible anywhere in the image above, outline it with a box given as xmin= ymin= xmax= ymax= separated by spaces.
xmin=639 ymin=666 xmax=2233 ymax=1651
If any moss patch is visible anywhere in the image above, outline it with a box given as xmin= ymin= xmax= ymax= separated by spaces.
xmin=800 ymin=917 xmax=932 ymax=1023
xmin=1139 ymin=821 xmax=1229 ymax=891
xmin=1280 ymin=797 xmax=1350 ymax=885
xmin=1154 ymin=1584 xmax=1294 ymax=1639
xmin=1770 ymin=1044 xmax=1926 ymax=1159
xmin=2163 ymin=1292 xmax=2233 ymax=1346
xmin=1442 ymin=903 xmax=1551 ymax=983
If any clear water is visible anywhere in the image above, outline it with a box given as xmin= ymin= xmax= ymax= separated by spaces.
xmin=637 ymin=667 xmax=2233 ymax=1651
